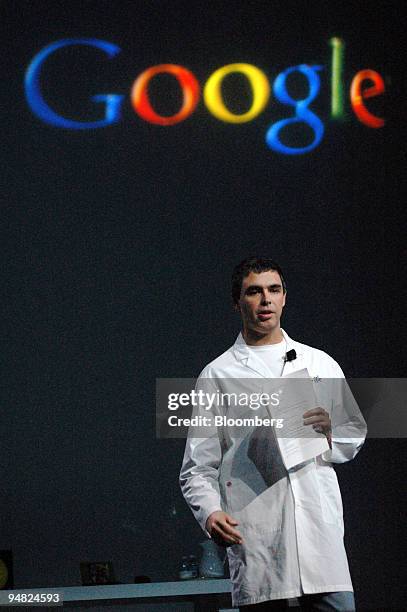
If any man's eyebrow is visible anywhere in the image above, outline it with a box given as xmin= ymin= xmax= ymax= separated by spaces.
xmin=245 ymin=283 xmax=282 ymax=291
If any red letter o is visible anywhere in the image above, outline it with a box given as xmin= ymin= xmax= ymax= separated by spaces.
xmin=131 ymin=64 xmax=200 ymax=125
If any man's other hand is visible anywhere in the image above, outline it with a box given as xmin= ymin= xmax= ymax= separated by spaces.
xmin=205 ymin=511 xmax=243 ymax=546
xmin=303 ymin=407 xmax=332 ymax=448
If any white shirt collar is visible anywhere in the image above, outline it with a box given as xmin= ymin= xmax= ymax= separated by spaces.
xmin=234 ymin=328 xmax=296 ymax=356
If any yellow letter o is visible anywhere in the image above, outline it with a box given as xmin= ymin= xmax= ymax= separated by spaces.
xmin=204 ymin=63 xmax=270 ymax=123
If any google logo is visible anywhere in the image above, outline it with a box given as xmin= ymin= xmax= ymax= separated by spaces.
xmin=25 ymin=38 xmax=386 ymax=155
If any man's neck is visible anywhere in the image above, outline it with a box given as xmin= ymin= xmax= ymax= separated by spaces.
xmin=242 ymin=327 xmax=284 ymax=346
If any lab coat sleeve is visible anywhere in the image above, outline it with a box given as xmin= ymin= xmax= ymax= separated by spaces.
xmin=179 ymin=373 xmax=223 ymax=536
xmin=321 ymin=360 xmax=367 ymax=464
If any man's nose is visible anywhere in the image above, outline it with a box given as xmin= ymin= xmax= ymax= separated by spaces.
xmin=261 ymin=291 xmax=272 ymax=304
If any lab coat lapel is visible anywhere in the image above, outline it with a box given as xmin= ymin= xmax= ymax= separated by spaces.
xmin=233 ymin=330 xmax=286 ymax=378
xmin=232 ymin=332 xmax=272 ymax=378
xmin=232 ymin=329 xmax=306 ymax=378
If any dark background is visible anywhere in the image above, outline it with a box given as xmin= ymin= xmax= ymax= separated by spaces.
xmin=1 ymin=1 xmax=406 ymax=609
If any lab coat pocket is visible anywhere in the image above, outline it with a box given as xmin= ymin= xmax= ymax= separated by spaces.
xmin=227 ymin=521 xmax=284 ymax=598
xmin=316 ymin=465 xmax=344 ymax=530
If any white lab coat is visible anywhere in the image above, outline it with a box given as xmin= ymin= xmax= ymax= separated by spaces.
xmin=179 ymin=330 xmax=367 ymax=607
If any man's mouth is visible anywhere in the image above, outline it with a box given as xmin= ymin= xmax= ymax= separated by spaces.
xmin=257 ymin=310 xmax=274 ymax=320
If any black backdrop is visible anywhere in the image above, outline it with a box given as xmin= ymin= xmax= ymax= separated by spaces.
xmin=1 ymin=1 xmax=406 ymax=609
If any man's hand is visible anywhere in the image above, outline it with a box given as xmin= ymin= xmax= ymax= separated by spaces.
xmin=303 ymin=407 xmax=332 ymax=448
xmin=205 ymin=511 xmax=244 ymax=546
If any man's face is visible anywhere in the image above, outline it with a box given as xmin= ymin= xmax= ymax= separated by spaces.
xmin=236 ymin=270 xmax=286 ymax=336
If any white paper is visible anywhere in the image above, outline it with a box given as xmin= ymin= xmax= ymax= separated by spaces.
xmin=264 ymin=368 xmax=329 ymax=470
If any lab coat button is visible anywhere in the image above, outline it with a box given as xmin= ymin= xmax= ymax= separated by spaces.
xmin=226 ymin=481 xmax=232 ymax=487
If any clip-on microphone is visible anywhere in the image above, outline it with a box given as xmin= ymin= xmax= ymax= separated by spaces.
xmin=283 ymin=349 xmax=297 ymax=363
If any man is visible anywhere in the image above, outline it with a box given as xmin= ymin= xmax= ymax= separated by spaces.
xmin=180 ymin=257 xmax=366 ymax=610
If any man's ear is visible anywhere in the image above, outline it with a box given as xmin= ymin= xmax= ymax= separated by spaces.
xmin=282 ymin=291 xmax=287 ymax=308
xmin=233 ymin=301 xmax=240 ymax=312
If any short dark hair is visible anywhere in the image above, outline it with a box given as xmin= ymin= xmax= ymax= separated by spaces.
xmin=231 ymin=257 xmax=287 ymax=304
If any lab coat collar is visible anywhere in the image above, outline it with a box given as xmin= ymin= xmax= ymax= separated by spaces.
xmin=232 ymin=328 xmax=304 ymax=377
